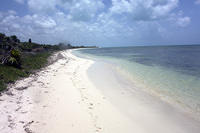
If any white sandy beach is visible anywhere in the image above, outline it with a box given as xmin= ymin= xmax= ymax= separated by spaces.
xmin=0 ymin=50 xmax=200 ymax=133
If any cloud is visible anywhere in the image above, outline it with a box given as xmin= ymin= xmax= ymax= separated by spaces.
xmin=27 ymin=0 xmax=57 ymax=13
xmin=33 ymin=15 xmax=57 ymax=28
xmin=0 ymin=0 xmax=193 ymax=45
xmin=176 ymin=16 xmax=191 ymax=27
xmin=8 ymin=10 xmax=17 ymax=15
xmin=0 ymin=12 xmax=58 ymax=42
xmin=195 ymin=0 xmax=200 ymax=4
xmin=169 ymin=11 xmax=191 ymax=27
xmin=68 ymin=0 xmax=105 ymax=22
xmin=110 ymin=0 xmax=179 ymax=21
xmin=27 ymin=0 xmax=105 ymax=21
xmin=14 ymin=0 xmax=25 ymax=4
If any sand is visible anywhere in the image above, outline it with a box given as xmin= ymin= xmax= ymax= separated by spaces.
xmin=0 ymin=50 xmax=200 ymax=133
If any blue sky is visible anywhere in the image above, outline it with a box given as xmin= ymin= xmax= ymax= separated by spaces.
xmin=0 ymin=0 xmax=200 ymax=46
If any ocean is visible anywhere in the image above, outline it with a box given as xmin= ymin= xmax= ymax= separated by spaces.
xmin=73 ymin=45 xmax=200 ymax=116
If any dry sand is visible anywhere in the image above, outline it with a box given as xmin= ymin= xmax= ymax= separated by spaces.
xmin=0 ymin=50 xmax=200 ymax=133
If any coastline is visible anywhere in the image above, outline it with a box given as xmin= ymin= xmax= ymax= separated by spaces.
xmin=88 ymin=61 xmax=200 ymax=132
xmin=0 ymin=50 xmax=200 ymax=133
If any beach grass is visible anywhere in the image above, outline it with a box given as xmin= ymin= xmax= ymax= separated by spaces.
xmin=0 ymin=52 xmax=52 ymax=91
xmin=21 ymin=52 xmax=52 ymax=72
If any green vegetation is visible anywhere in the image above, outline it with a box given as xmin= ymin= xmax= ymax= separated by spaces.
xmin=0 ymin=33 xmax=68 ymax=91
xmin=0 ymin=65 xmax=28 ymax=91
xmin=21 ymin=52 xmax=51 ymax=71
xmin=0 ymin=52 xmax=53 ymax=91
xmin=0 ymin=33 xmax=97 ymax=91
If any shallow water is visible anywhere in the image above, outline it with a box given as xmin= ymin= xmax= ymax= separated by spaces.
xmin=73 ymin=45 xmax=200 ymax=116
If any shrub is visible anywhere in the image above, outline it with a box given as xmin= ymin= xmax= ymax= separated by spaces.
xmin=11 ymin=49 xmax=21 ymax=58
xmin=9 ymin=49 xmax=21 ymax=68
xmin=1 ymin=49 xmax=21 ymax=68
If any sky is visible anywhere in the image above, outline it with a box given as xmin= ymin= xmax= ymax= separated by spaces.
xmin=0 ymin=0 xmax=200 ymax=46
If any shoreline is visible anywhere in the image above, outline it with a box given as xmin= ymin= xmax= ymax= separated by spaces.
xmin=0 ymin=50 xmax=200 ymax=133
xmin=74 ymin=49 xmax=200 ymax=121
xmin=87 ymin=60 xmax=200 ymax=132
xmin=89 ymin=60 xmax=200 ymax=121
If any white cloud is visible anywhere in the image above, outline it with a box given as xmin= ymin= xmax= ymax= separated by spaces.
xmin=0 ymin=12 xmax=58 ymax=42
xmin=195 ymin=0 xmax=200 ymax=4
xmin=14 ymin=0 xmax=25 ymax=4
xmin=27 ymin=0 xmax=57 ymax=13
xmin=25 ymin=0 xmax=180 ymax=22
xmin=0 ymin=0 xmax=192 ymax=45
xmin=34 ymin=15 xmax=57 ymax=28
xmin=169 ymin=11 xmax=191 ymax=27
xmin=110 ymin=0 xmax=179 ymax=21
xmin=68 ymin=0 xmax=105 ymax=22
xmin=176 ymin=16 xmax=191 ymax=27
xmin=8 ymin=10 xmax=17 ymax=15
xmin=27 ymin=0 xmax=105 ymax=21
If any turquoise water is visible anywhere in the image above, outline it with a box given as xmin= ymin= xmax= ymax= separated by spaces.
xmin=73 ymin=46 xmax=200 ymax=115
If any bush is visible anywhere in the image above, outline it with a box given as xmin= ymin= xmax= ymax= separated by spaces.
xmin=11 ymin=35 xmax=20 ymax=43
xmin=0 ymin=64 xmax=28 ymax=91
xmin=1 ymin=49 xmax=21 ymax=68
xmin=11 ymin=49 xmax=20 ymax=58
xmin=9 ymin=49 xmax=21 ymax=68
